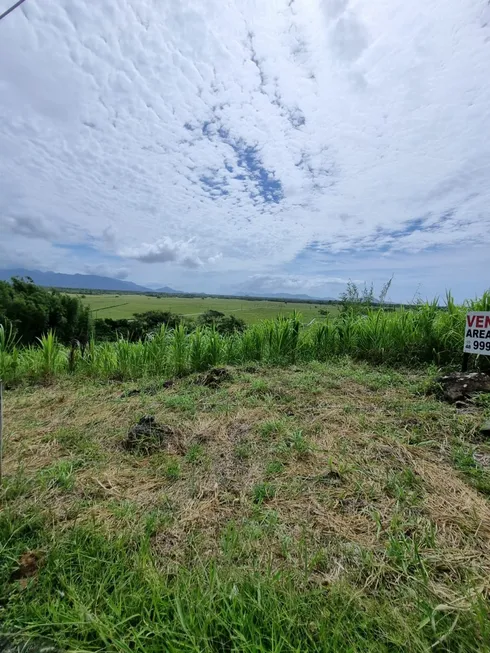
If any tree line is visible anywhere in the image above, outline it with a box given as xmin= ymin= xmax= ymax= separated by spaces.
xmin=0 ymin=278 xmax=246 ymax=345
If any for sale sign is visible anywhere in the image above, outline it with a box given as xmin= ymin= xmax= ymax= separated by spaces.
xmin=464 ymin=312 xmax=490 ymax=355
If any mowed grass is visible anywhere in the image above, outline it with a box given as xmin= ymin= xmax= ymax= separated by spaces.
xmin=2 ymin=361 xmax=490 ymax=651
xmin=74 ymin=293 xmax=337 ymax=322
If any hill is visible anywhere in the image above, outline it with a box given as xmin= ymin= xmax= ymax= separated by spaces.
xmin=0 ymin=268 xmax=150 ymax=292
xmin=154 ymin=285 xmax=182 ymax=294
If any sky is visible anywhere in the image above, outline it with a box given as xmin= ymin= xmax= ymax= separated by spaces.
xmin=0 ymin=0 xmax=489 ymax=301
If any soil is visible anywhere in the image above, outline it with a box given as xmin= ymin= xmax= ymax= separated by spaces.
xmin=9 ymin=552 xmax=41 ymax=583
xmin=436 ymin=372 xmax=490 ymax=403
xmin=123 ymin=416 xmax=180 ymax=454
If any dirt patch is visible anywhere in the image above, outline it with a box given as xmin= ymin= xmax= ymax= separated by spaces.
xmin=10 ymin=551 xmax=42 ymax=587
xmin=123 ymin=416 xmax=181 ymax=454
xmin=227 ymin=421 xmax=252 ymax=442
xmin=436 ymin=372 xmax=490 ymax=403
xmin=198 ymin=368 xmax=233 ymax=388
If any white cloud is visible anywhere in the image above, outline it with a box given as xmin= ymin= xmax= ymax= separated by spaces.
xmin=83 ymin=264 xmax=129 ymax=279
xmin=241 ymin=273 xmax=361 ymax=296
xmin=0 ymin=0 xmax=489 ymax=298
xmin=120 ymin=237 xmax=220 ymax=269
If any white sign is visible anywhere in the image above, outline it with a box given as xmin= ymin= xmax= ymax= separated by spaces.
xmin=464 ymin=312 xmax=490 ymax=355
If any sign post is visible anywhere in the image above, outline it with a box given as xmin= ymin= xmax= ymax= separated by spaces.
xmin=463 ymin=312 xmax=490 ymax=371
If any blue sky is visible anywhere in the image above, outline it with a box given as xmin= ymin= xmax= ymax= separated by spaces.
xmin=0 ymin=0 xmax=489 ymax=301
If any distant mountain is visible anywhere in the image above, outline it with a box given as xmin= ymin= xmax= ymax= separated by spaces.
xmin=154 ymin=286 xmax=182 ymax=294
xmin=238 ymin=291 xmax=336 ymax=301
xmin=0 ymin=268 xmax=150 ymax=292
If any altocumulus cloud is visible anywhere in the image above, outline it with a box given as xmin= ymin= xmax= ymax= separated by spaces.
xmin=0 ymin=0 xmax=489 ymax=296
xmin=121 ymin=238 xmax=219 ymax=269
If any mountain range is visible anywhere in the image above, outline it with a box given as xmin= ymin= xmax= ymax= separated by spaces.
xmin=0 ymin=268 xmax=156 ymax=292
xmin=237 ymin=291 xmax=336 ymax=301
xmin=0 ymin=268 xmax=335 ymax=301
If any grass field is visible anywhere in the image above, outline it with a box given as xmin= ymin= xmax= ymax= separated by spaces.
xmin=1 ymin=361 xmax=490 ymax=651
xmin=74 ymin=293 xmax=336 ymax=322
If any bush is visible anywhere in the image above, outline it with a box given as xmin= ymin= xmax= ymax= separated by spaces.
xmin=198 ymin=310 xmax=246 ymax=334
xmin=93 ymin=311 xmax=183 ymax=342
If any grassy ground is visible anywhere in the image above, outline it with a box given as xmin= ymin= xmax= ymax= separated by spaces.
xmin=1 ymin=360 xmax=490 ymax=651
xmin=74 ymin=293 xmax=336 ymax=322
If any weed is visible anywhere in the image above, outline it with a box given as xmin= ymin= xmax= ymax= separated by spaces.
xmin=38 ymin=461 xmax=78 ymax=491
xmin=266 ymin=460 xmax=284 ymax=476
xmin=185 ymin=443 xmax=205 ymax=465
xmin=259 ymin=419 xmax=286 ymax=440
xmin=278 ymin=429 xmax=312 ymax=457
xmin=252 ymin=482 xmax=276 ymax=504
xmin=164 ymin=459 xmax=181 ymax=481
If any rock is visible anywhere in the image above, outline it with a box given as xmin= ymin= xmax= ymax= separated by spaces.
xmin=481 ymin=421 xmax=490 ymax=437
xmin=124 ymin=416 xmax=178 ymax=454
xmin=436 ymin=372 xmax=490 ymax=403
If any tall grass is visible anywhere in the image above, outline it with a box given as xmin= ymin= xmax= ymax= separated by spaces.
xmin=1 ymin=293 xmax=489 ymax=384
xmin=0 ymin=322 xmax=19 ymax=382
xmin=3 ymin=519 xmax=487 ymax=652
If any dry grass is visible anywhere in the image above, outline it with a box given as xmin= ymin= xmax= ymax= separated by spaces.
xmin=2 ymin=361 xmax=490 ymax=609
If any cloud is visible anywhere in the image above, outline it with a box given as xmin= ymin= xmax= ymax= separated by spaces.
xmin=241 ymin=273 xmax=360 ymax=295
xmin=1 ymin=215 xmax=55 ymax=240
xmin=120 ymin=237 xmax=220 ymax=269
xmin=0 ymin=0 xmax=489 ymax=299
xmin=83 ymin=264 xmax=129 ymax=279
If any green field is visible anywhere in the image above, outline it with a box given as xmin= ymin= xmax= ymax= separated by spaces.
xmin=75 ymin=293 xmax=337 ymax=323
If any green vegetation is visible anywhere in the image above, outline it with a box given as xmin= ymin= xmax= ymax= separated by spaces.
xmin=1 ymin=362 xmax=490 ymax=651
xmin=1 ymin=291 xmax=489 ymax=385
xmin=2 ymin=280 xmax=490 ymax=650
xmin=0 ymin=277 xmax=90 ymax=345
xmin=73 ymin=291 xmax=337 ymax=322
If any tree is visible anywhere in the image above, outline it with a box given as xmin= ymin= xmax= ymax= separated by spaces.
xmin=197 ymin=310 xmax=246 ymax=334
xmin=0 ymin=277 xmax=91 ymax=345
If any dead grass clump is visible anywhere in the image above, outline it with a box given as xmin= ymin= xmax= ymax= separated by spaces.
xmin=123 ymin=416 xmax=182 ymax=455
xmin=198 ymin=367 xmax=233 ymax=388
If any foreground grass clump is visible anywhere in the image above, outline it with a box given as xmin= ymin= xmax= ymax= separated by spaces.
xmin=2 ymin=291 xmax=490 ymax=385
xmin=1 ymin=361 xmax=490 ymax=650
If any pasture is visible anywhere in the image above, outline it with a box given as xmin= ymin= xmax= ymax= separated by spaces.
xmin=73 ymin=293 xmax=336 ymax=322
